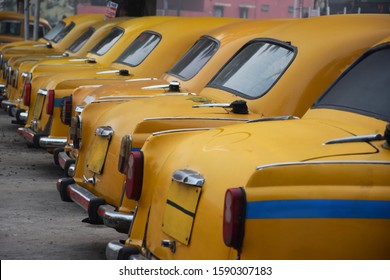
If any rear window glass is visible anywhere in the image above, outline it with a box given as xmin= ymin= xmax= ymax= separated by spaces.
xmin=28 ymin=23 xmax=49 ymax=39
xmin=44 ymin=21 xmax=65 ymax=41
xmin=66 ymin=27 xmax=95 ymax=53
xmin=208 ymin=40 xmax=295 ymax=99
xmin=167 ymin=36 xmax=219 ymax=81
xmin=0 ymin=20 xmax=21 ymax=36
xmin=52 ymin=21 xmax=75 ymax=43
xmin=313 ymin=45 xmax=390 ymax=123
xmin=89 ymin=27 xmax=123 ymax=56
xmin=116 ymin=31 xmax=161 ymax=66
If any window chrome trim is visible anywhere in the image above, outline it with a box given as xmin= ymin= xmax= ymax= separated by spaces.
xmin=324 ymin=134 xmax=385 ymax=145
xmin=152 ymin=127 xmax=212 ymax=136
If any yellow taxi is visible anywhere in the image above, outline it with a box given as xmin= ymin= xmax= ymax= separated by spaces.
xmin=106 ymin=36 xmax=390 ymax=260
xmin=0 ymin=13 xmax=104 ymax=105
xmin=2 ymin=17 xmax=130 ymax=122
xmin=16 ymin=17 xmax=242 ymax=150
xmin=0 ymin=11 xmax=51 ymax=43
xmin=54 ymin=14 xmax=390 ymax=240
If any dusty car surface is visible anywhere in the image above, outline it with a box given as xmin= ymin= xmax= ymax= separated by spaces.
xmin=16 ymin=16 xmax=242 ymax=150
xmin=107 ymin=36 xmax=390 ymax=260
xmin=0 ymin=11 xmax=51 ymax=43
xmin=55 ymin=14 xmax=390 ymax=238
xmin=1 ymin=17 xmax=130 ymax=121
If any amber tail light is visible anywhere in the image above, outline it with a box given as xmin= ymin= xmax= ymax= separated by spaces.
xmin=118 ymin=135 xmax=132 ymax=174
xmin=23 ymin=82 xmax=32 ymax=106
xmin=223 ymin=187 xmax=246 ymax=251
xmin=46 ymin=90 xmax=55 ymax=115
xmin=124 ymin=151 xmax=144 ymax=201
xmin=60 ymin=96 xmax=72 ymax=125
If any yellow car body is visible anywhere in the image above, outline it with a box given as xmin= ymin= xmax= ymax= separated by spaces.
xmin=111 ymin=36 xmax=390 ymax=260
xmin=17 ymin=17 xmax=242 ymax=150
xmin=55 ymin=14 xmax=390 ymax=238
xmin=0 ymin=11 xmax=51 ymax=43
xmin=2 ymin=17 xmax=130 ymax=118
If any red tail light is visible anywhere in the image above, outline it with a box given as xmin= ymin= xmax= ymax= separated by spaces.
xmin=60 ymin=96 xmax=72 ymax=125
xmin=23 ymin=82 xmax=32 ymax=106
xmin=223 ymin=187 xmax=246 ymax=251
xmin=125 ymin=151 xmax=143 ymax=201
xmin=46 ymin=89 xmax=55 ymax=115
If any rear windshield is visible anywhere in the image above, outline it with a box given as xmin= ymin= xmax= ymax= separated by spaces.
xmin=167 ymin=36 xmax=219 ymax=81
xmin=313 ymin=44 xmax=390 ymax=123
xmin=51 ymin=21 xmax=75 ymax=43
xmin=116 ymin=31 xmax=161 ymax=66
xmin=89 ymin=27 xmax=123 ymax=56
xmin=28 ymin=23 xmax=50 ymax=39
xmin=66 ymin=27 xmax=95 ymax=53
xmin=44 ymin=21 xmax=65 ymax=41
xmin=208 ymin=40 xmax=295 ymax=99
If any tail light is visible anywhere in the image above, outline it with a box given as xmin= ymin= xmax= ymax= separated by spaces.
xmin=70 ymin=115 xmax=81 ymax=149
xmin=46 ymin=89 xmax=55 ymax=115
xmin=60 ymin=96 xmax=72 ymax=125
xmin=223 ymin=187 xmax=246 ymax=251
xmin=23 ymin=82 xmax=32 ymax=106
xmin=118 ymin=134 xmax=132 ymax=174
xmin=124 ymin=151 xmax=143 ymax=201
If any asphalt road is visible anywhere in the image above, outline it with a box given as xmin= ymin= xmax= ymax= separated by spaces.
xmin=0 ymin=109 xmax=126 ymax=260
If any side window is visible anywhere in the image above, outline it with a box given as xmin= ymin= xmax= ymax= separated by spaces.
xmin=208 ymin=40 xmax=295 ymax=99
xmin=115 ymin=31 xmax=161 ymax=66
xmin=89 ymin=27 xmax=124 ymax=56
xmin=167 ymin=36 xmax=219 ymax=81
xmin=66 ymin=27 xmax=95 ymax=53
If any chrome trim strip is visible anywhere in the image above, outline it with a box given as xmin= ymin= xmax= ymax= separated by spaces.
xmin=324 ymin=134 xmax=385 ymax=145
xmin=256 ymin=160 xmax=390 ymax=170
xmin=39 ymin=137 xmax=67 ymax=148
xmin=68 ymin=57 xmax=96 ymax=62
xmin=96 ymin=70 xmax=121 ymax=74
xmin=247 ymin=115 xmax=299 ymax=122
xmin=152 ymin=127 xmax=212 ymax=136
xmin=192 ymin=103 xmax=230 ymax=108
xmin=144 ymin=116 xmax=249 ymax=121
xmin=141 ymin=83 xmax=170 ymax=90
xmin=172 ymin=169 xmax=205 ymax=187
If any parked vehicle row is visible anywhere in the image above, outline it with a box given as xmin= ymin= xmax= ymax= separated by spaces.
xmin=1 ymin=13 xmax=389 ymax=260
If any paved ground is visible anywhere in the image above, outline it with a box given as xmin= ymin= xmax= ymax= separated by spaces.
xmin=0 ymin=109 xmax=126 ymax=260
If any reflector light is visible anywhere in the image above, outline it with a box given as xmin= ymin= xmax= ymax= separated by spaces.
xmin=46 ymin=90 xmax=55 ymax=115
xmin=118 ymin=135 xmax=132 ymax=174
xmin=223 ymin=188 xmax=246 ymax=251
xmin=23 ymin=82 xmax=32 ymax=106
xmin=125 ymin=151 xmax=143 ymax=201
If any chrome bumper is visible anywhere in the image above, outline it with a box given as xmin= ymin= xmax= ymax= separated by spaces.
xmin=106 ymin=240 xmax=145 ymax=260
xmin=1 ymin=100 xmax=14 ymax=110
xmin=39 ymin=136 xmax=67 ymax=148
xmin=57 ymin=180 xmax=133 ymax=234
xmin=17 ymin=127 xmax=67 ymax=148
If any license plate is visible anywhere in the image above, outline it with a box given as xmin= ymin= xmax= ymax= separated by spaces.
xmin=33 ymin=94 xmax=45 ymax=119
xmin=162 ymin=181 xmax=202 ymax=245
xmin=86 ymin=135 xmax=111 ymax=174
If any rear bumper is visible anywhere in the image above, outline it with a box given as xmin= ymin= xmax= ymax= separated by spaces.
xmin=57 ymin=179 xmax=133 ymax=234
xmin=17 ymin=127 xmax=67 ymax=148
xmin=106 ymin=240 xmax=145 ymax=260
